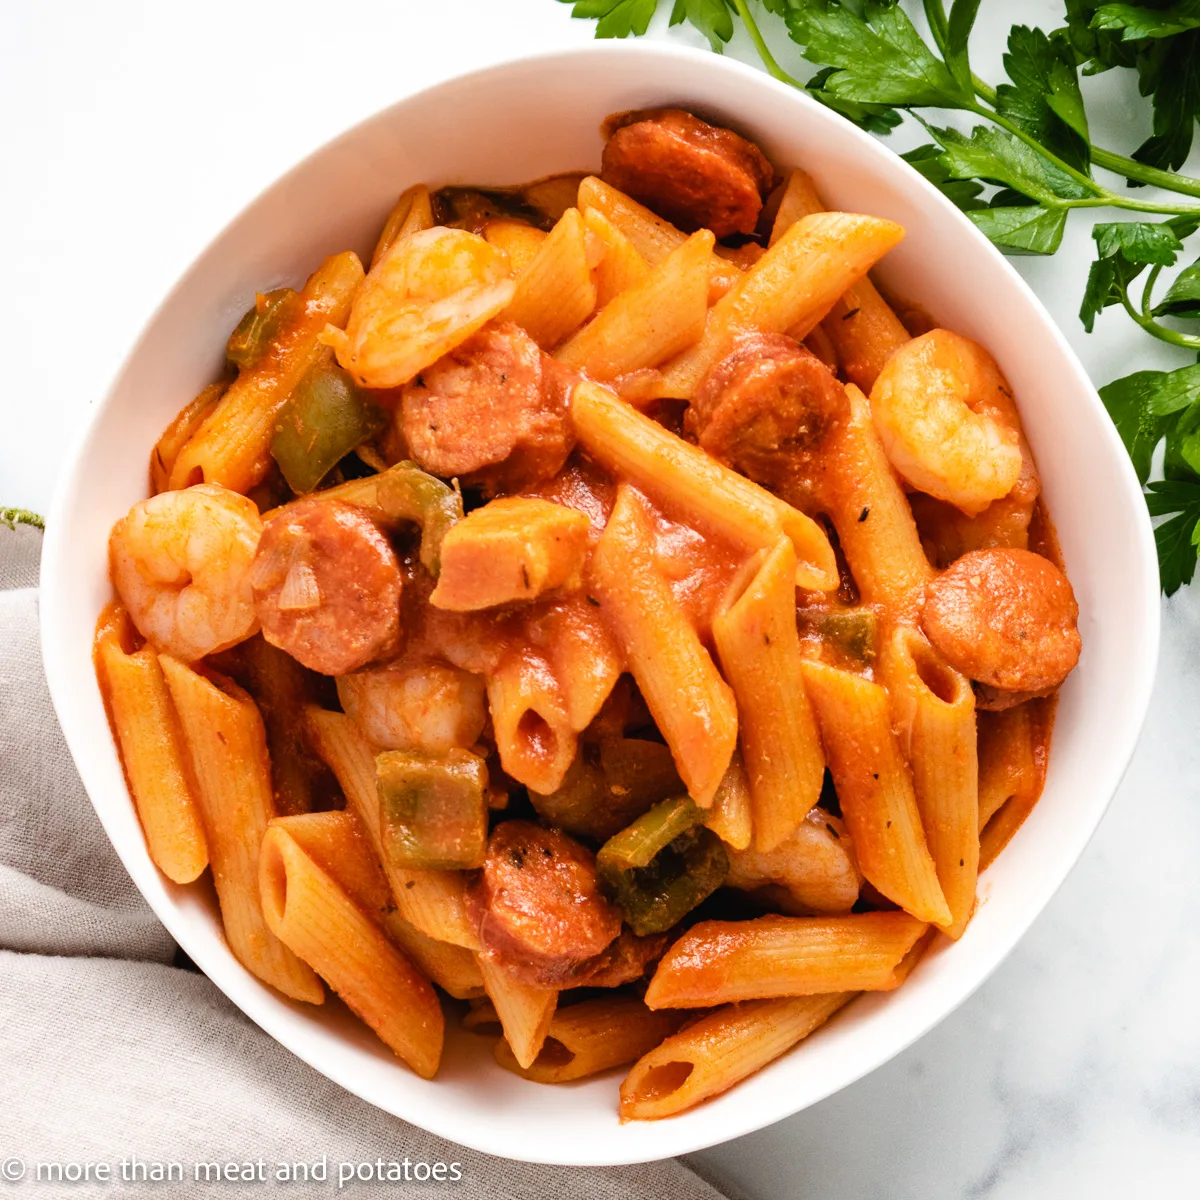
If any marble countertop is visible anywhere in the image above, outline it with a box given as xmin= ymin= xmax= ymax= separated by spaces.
xmin=5 ymin=1 xmax=1197 ymax=1194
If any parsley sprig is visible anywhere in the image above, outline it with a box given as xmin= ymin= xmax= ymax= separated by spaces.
xmin=557 ymin=0 xmax=1200 ymax=593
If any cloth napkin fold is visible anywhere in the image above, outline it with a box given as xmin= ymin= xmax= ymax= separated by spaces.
xmin=0 ymin=523 xmax=729 ymax=1199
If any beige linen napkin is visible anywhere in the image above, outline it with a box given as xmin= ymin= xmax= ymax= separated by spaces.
xmin=0 ymin=523 xmax=729 ymax=1199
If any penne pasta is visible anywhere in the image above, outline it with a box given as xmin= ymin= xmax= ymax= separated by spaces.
xmin=582 ymin=205 xmax=650 ymax=308
xmin=979 ymin=698 xmax=1053 ymax=870
xmin=477 ymin=954 xmax=558 ymax=1071
xmin=383 ymin=913 xmax=486 ymax=1000
xmin=555 ymin=229 xmax=713 ymax=379
xmin=620 ymin=992 xmax=853 ymax=1120
xmin=149 ymin=380 xmax=225 ymax=494
xmin=824 ymin=383 xmax=934 ymax=621
xmin=576 ymin=175 xmax=740 ymax=302
xmin=371 ymin=184 xmax=435 ymax=270
xmin=977 ymin=703 xmax=1038 ymax=830
xmin=159 ymin=656 xmax=322 ymax=1003
xmin=486 ymin=646 xmax=577 ymax=795
xmin=503 ymin=207 xmax=597 ymax=349
xmin=570 ymin=380 xmax=838 ymax=592
xmin=799 ymin=660 xmax=951 ymax=926
xmin=880 ymin=626 xmax=979 ymax=939
xmin=94 ymin=607 xmax=208 ymax=884
xmin=494 ymin=994 xmax=680 ymax=1084
xmin=303 ymin=705 xmax=480 ymax=949
xmin=659 ymin=211 xmax=905 ymax=399
xmin=713 ymin=539 xmax=825 ymax=851
xmin=483 ymin=218 xmax=548 ymax=275
xmin=169 ymin=252 xmax=364 ymax=493
xmin=588 ymin=484 xmax=738 ymax=807
xmin=644 ymin=912 xmax=927 ymax=1007
xmin=260 ymin=822 xmax=444 ymax=1078
xmin=705 ymin=750 xmax=752 ymax=851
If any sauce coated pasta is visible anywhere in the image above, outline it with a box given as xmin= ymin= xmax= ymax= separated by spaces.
xmin=95 ymin=107 xmax=1080 ymax=1117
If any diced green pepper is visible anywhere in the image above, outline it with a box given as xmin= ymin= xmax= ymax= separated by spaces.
xmin=799 ymin=607 xmax=878 ymax=669
xmin=227 ymin=288 xmax=298 ymax=370
xmin=270 ymin=361 xmax=388 ymax=494
xmin=377 ymin=748 xmax=489 ymax=871
xmin=597 ymin=796 xmax=729 ymax=935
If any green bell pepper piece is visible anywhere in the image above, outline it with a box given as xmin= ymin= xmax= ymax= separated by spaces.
xmin=227 ymin=288 xmax=298 ymax=370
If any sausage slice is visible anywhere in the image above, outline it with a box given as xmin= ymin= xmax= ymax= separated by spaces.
xmin=601 ymin=108 xmax=774 ymax=239
xmin=469 ymin=820 xmax=622 ymax=987
xmin=251 ymin=498 xmax=401 ymax=675
xmin=921 ymin=548 xmax=1081 ymax=694
xmin=690 ymin=332 xmax=848 ymax=495
xmin=400 ymin=322 xmax=575 ymax=495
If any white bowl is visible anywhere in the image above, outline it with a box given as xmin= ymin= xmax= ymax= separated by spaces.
xmin=41 ymin=41 xmax=1159 ymax=1166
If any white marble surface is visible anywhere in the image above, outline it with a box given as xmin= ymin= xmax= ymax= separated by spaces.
xmin=4 ymin=1 xmax=1199 ymax=1195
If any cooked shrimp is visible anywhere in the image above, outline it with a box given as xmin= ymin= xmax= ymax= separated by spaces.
xmin=921 ymin=547 xmax=1081 ymax=693
xmin=725 ymin=808 xmax=862 ymax=914
xmin=337 ymin=655 xmax=487 ymax=754
xmin=109 ymin=483 xmax=262 ymax=662
xmin=870 ymin=329 xmax=1023 ymax=516
xmin=324 ymin=226 xmax=515 ymax=390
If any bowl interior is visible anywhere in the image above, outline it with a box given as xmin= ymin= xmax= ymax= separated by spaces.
xmin=41 ymin=42 xmax=1159 ymax=1165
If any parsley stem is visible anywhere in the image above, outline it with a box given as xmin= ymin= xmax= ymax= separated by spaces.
xmin=922 ymin=0 xmax=951 ymax=59
xmin=732 ymin=0 xmax=806 ymax=91
xmin=1119 ymin=285 xmax=1200 ymax=350
xmin=1140 ymin=265 xmax=1164 ymax=322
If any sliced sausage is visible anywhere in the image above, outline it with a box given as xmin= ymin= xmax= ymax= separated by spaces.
xmin=251 ymin=498 xmax=401 ymax=676
xmin=400 ymin=322 xmax=575 ymax=495
xmin=690 ymin=332 xmax=848 ymax=496
xmin=601 ymin=108 xmax=775 ymax=239
xmin=921 ymin=548 xmax=1081 ymax=694
xmin=469 ymin=819 xmax=622 ymax=987
xmin=563 ymin=929 xmax=669 ymax=990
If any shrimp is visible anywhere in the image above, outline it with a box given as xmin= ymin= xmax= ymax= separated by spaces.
xmin=323 ymin=226 xmax=515 ymax=390
xmin=109 ymin=483 xmax=262 ymax=662
xmin=921 ymin=547 xmax=1081 ymax=693
xmin=336 ymin=655 xmax=487 ymax=754
xmin=725 ymin=808 xmax=862 ymax=914
xmin=870 ymin=329 xmax=1024 ymax=516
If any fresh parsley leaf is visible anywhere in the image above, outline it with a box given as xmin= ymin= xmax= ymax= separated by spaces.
xmin=1131 ymin=33 xmax=1200 ymax=174
xmin=1153 ymin=256 xmax=1200 ymax=318
xmin=944 ymin=0 xmax=984 ymax=94
xmin=970 ymin=205 xmax=1069 ymax=255
xmin=1093 ymin=220 xmax=1187 ymax=265
xmin=669 ymin=0 xmax=734 ymax=50
xmin=1098 ymin=362 xmax=1200 ymax=480
xmin=1063 ymin=0 xmax=1141 ymax=71
xmin=806 ymin=67 xmax=903 ymax=133
xmin=995 ymin=26 xmax=1091 ymax=174
xmin=559 ymin=0 xmax=661 ymax=37
xmin=782 ymin=0 xmax=975 ymax=109
xmin=901 ymin=144 xmax=987 ymax=210
xmin=1144 ymin=474 xmax=1200 ymax=594
xmin=926 ymin=123 xmax=1093 ymax=204
xmin=1092 ymin=2 xmax=1200 ymax=40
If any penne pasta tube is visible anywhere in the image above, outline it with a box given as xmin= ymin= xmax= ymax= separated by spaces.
xmin=303 ymin=705 xmax=480 ymax=949
xmin=477 ymin=954 xmax=557 ymax=1071
xmin=461 ymin=997 xmax=502 ymax=1035
xmin=644 ymin=912 xmax=926 ymax=1008
xmin=531 ymin=592 xmax=625 ymax=733
xmin=494 ymin=994 xmax=681 ymax=1084
xmin=824 ymin=383 xmax=934 ymax=621
xmin=149 ymin=380 xmax=225 ymax=494
xmin=371 ymin=184 xmax=434 ymax=269
xmin=576 ymin=175 xmax=739 ymax=302
xmin=799 ymin=660 xmax=951 ymax=926
xmin=570 ymin=380 xmax=838 ymax=592
xmin=619 ymin=992 xmax=853 ymax=1120
xmin=555 ymin=229 xmax=713 ymax=379
xmin=977 ymin=703 xmax=1038 ymax=829
xmin=713 ymin=539 xmax=825 ymax=851
xmin=486 ymin=646 xmax=577 ymax=795
xmin=880 ymin=626 xmax=979 ymax=939
xmin=94 ymin=607 xmax=208 ymax=884
xmin=503 ymin=207 xmax=597 ymax=349
xmin=260 ymin=823 xmax=443 ymax=1078
xmin=979 ymin=698 xmax=1053 ymax=871
xmin=659 ymin=211 xmax=905 ymax=399
xmin=767 ymin=169 xmax=910 ymax=392
xmin=169 ymin=251 xmax=364 ymax=493
xmin=704 ymin=750 xmax=752 ymax=852
xmin=588 ymin=484 xmax=738 ymax=807
xmin=383 ymin=913 xmax=486 ymax=1000
xmin=582 ymin=205 xmax=650 ymax=307
xmin=159 ymin=656 xmax=322 ymax=1003
xmin=483 ymin=218 xmax=548 ymax=275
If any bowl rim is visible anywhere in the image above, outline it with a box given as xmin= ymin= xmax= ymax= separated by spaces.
xmin=40 ymin=37 xmax=1161 ymax=1166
